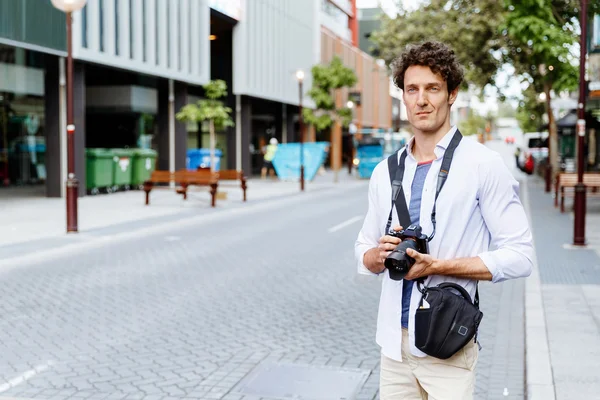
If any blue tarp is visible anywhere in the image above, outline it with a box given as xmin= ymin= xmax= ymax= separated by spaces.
xmin=271 ymin=142 xmax=330 ymax=181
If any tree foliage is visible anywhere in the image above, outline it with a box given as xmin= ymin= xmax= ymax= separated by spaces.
xmin=516 ymin=84 xmax=547 ymax=133
xmin=457 ymin=110 xmax=489 ymax=136
xmin=370 ymin=0 xmax=506 ymax=90
xmin=303 ymin=57 xmax=358 ymax=132
xmin=176 ymin=80 xmax=234 ymax=131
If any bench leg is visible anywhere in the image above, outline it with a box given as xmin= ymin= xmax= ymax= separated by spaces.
xmin=210 ymin=183 xmax=218 ymax=207
xmin=241 ymin=180 xmax=247 ymax=202
xmin=560 ymin=188 xmax=565 ymax=213
xmin=182 ymin=183 xmax=188 ymax=200
xmin=554 ymin=180 xmax=559 ymax=207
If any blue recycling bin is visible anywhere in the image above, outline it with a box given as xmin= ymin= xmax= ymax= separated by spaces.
xmin=356 ymin=139 xmax=384 ymax=179
xmin=187 ymin=148 xmax=222 ymax=171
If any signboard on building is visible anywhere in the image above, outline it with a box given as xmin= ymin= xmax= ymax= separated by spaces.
xmin=593 ymin=14 xmax=600 ymax=50
xmin=589 ymin=53 xmax=600 ymax=98
xmin=209 ymin=0 xmax=242 ymax=20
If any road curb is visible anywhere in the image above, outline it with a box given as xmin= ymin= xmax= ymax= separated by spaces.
xmin=522 ymin=179 xmax=556 ymax=400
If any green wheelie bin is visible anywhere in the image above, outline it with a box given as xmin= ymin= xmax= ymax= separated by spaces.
xmin=86 ymin=148 xmax=114 ymax=195
xmin=131 ymin=148 xmax=157 ymax=189
xmin=111 ymin=148 xmax=135 ymax=191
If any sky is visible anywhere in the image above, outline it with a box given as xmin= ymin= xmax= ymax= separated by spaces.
xmin=355 ymin=0 xmax=524 ymax=115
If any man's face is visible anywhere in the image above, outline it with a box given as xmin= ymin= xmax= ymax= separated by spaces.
xmin=402 ymin=65 xmax=457 ymax=135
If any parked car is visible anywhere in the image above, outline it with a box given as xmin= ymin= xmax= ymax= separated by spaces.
xmin=516 ymin=131 xmax=549 ymax=173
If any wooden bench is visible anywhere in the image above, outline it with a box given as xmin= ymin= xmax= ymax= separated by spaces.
xmin=143 ymin=170 xmax=219 ymax=207
xmin=555 ymin=173 xmax=600 ymax=212
xmin=204 ymin=169 xmax=247 ymax=201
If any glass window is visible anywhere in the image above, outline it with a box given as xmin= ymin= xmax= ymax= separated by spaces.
xmin=115 ymin=0 xmax=119 ymax=55
xmin=99 ymin=0 xmax=104 ymax=52
xmin=82 ymin=4 xmax=88 ymax=48
xmin=129 ymin=0 xmax=134 ymax=59
xmin=167 ymin=1 xmax=171 ymax=68
xmin=142 ymin=0 xmax=146 ymax=62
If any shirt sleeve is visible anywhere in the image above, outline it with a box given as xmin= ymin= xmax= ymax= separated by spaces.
xmin=355 ymin=164 xmax=385 ymax=276
xmin=477 ymin=154 xmax=534 ymax=283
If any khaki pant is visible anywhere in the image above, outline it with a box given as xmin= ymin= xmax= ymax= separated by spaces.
xmin=380 ymin=329 xmax=478 ymax=400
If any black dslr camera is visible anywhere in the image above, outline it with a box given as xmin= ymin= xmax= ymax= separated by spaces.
xmin=384 ymin=224 xmax=429 ymax=280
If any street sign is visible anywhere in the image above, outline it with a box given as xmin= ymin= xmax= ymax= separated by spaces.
xmin=577 ymin=119 xmax=586 ymax=137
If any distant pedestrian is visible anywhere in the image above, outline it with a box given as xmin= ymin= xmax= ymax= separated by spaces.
xmin=261 ymin=137 xmax=278 ymax=179
xmin=355 ymin=41 xmax=534 ymax=399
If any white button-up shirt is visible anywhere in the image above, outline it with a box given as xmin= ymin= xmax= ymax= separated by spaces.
xmin=354 ymin=127 xmax=534 ymax=362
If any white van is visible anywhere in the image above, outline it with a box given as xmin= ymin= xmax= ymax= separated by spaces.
xmin=517 ymin=131 xmax=549 ymax=169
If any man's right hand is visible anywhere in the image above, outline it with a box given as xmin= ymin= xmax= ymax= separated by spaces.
xmin=363 ymin=225 xmax=403 ymax=274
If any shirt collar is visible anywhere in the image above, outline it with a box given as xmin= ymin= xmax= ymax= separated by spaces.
xmin=405 ymin=125 xmax=458 ymax=161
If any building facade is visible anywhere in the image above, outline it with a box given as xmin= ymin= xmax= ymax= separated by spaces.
xmin=0 ymin=0 xmax=391 ymax=198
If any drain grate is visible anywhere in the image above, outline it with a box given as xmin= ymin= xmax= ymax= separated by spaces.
xmin=231 ymin=361 xmax=370 ymax=400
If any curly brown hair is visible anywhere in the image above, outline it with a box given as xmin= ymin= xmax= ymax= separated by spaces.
xmin=392 ymin=41 xmax=464 ymax=93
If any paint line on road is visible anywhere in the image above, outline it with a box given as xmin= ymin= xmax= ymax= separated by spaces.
xmin=328 ymin=216 xmax=363 ymax=233
xmin=0 ymin=361 xmax=53 ymax=393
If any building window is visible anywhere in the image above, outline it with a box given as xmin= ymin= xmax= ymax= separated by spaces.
xmin=322 ymin=0 xmax=349 ymax=27
xmin=142 ymin=0 xmax=146 ymax=62
xmin=82 ymin=4 xmax=88 ymax=48
xmin=99 ymin=0 xmax=104 ymax=52
xmin=155 ymin=0 xmax=159 ymax=65
xmin=178 ymin=3 xmax=182 ymax=71
xmin=115 ymin=0 xmax=119 ymax=55
xmin=129 ymin=0 xmax=134 ymax=59
xmin=166 ymin=1 xmax=171 ymax=68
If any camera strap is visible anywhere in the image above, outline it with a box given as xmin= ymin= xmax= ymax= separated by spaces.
xmin=385 ymin=129 xmax=463 ymax=234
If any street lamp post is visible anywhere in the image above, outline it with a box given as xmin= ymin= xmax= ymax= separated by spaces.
xmin=51 ymin=0 xmax=87 ymax=233
xmin=574 ymin=0 xmax=588 ymax=245
xmin=296 ymin=70 xmax=305 ymax=192
xmin=346 ymin=100 xmax=354 ymax=175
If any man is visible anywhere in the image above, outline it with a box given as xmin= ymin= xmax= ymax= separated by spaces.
xmin=261 ymin=137 xmax=278 ymax=179
xmin=354 ymin=41 xmax=534 ymax=399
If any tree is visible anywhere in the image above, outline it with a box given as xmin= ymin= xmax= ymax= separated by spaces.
xmin=501 ymin=0 xmax=582 ymax=180
xmin=370 ymin=0 xmax=506 ymax=90
xmin=303 ymin=56 xmax=358 ymax=132
xmin=516 ymin=84 xmax=546 ymax=133
xmin=176 ymin=80 xmax=234 ymax=172
xmin=458 ymin=110 xmax=488 ymax=136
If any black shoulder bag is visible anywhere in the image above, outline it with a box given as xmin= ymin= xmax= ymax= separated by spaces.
xmin=386 ymin=130 xmax=483 ymax=360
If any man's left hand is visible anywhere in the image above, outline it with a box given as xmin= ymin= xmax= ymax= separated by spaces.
xmin=403 ymin=248 xmax=435 ymax=280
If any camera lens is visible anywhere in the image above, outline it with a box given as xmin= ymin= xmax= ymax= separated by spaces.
xmin=384 ymin=239 xmax=418 ymax=280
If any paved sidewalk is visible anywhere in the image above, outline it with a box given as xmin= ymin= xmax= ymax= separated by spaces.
xmin=525 ymin=176 xmax=600 ymax=400
xmin=0 ymin=169 xmax=364 ymax=262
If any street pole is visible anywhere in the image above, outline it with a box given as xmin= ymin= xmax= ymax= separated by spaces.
xmin=298 ymin=79 xmax=305 ymax=192
xmin=66 ymin=11 xmax=79 ymax=233
xmin=574 ymin=0 xmax=588 ymax=246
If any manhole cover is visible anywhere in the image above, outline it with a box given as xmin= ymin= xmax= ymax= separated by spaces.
xmin=232 ymin=362 xmax=370 ymax=400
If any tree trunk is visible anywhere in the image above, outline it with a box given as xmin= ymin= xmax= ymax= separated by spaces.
xmin=544 ymin=84 xmax=559 ymax=182
xmin=209 ymin=119 xmax=216 ymax=172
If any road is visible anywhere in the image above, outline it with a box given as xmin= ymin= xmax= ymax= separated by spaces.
xmin=0 ymin=138 xmax=529 ymax=400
